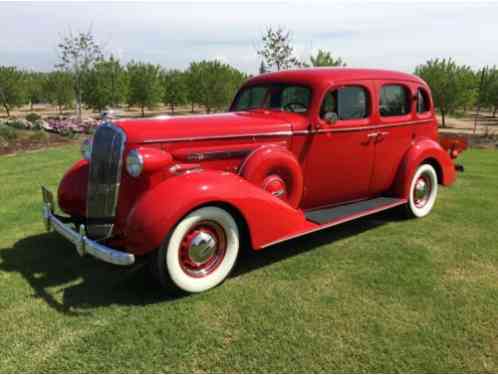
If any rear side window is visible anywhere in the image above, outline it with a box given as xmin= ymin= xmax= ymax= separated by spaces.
xmin=320 ymin=86 xmax=369 ymax=121
xmin=380 ymin=85 xmax=411 ymax=117
xmin=417 ymin=88 xmax=431 ymax=113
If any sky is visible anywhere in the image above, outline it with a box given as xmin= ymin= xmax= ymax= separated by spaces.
xmin=1 ymin=1 xmax=497 ymax=74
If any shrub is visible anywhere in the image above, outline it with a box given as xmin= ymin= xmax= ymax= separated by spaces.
xmin=25 ymin=113 xmax=41 ymax=123
xmin=0 ymin=124 xmax=17 ymax=141
xmin=6 ymin=119 xmax=32 ymax=130
xmin=46 ymin=118 xmax=99 ymax=136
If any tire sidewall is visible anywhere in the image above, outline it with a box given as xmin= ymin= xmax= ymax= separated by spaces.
xmin=408 ymin=164 xmax=438 ymax=218
xmin=165 ymin=207 xmax=239 ymax=293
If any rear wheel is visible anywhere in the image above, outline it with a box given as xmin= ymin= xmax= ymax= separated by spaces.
xmin=405 ymin=164 xmax=438 ymax=218
xmin=152 ymin=206 xmax=240 ymax=293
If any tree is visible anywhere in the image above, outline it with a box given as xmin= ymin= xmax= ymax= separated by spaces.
xmin=478 ymin=66 xmax=498 ymax=117
xmin=44 ymin=71 xmax=75 ymax=114
xmin=25 ymin=71 xmax=47 ymax=110
xmin=257 ymin=26 xmax=301 ymax=72
xmin=56 ymin=29 xmax=104 ymax=120
xmin=455 ymin=65 xmax=477 ymax=114
xmin=161 ymin=69 xmax=187 ymax=114
xmin=82 ymin=56 xmax=128 ymax=112
xmin=185 ymin=62 xmax=203 ymax=113
xmin=259 ymin=61 xmax=268 ymax=74
xmin=0 ymin=66 xmax=26 ymax=117
xmin=414 ymin=58 xmax=476 ymax=127
xmin=126 ymin=61 xmax=162 ymax=117
xmin=310 ymin=49 xmax=346 ymax=67
xmin=192 ymin=60 xmax=246 ymax=113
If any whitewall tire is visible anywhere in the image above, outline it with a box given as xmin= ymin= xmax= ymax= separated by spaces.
xmin=154 ymin=206 xmax=240 ymax=293
xmin=405 ymin=164 xmax=438 ymax=218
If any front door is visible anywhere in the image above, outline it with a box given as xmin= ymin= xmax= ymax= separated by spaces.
xmin=301 ymin=81 xmax=376 ymax=209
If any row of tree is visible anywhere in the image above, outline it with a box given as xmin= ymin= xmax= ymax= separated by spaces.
xmin=0 ymin=58 xmax=247 ymax=118
xmin=2 ymin=27 xmax=497 ymax=124
xmin=415 ymin=58 xmax=498 ymax=127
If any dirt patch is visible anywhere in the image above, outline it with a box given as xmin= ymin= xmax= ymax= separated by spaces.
xmin=0 ymin=132 xmax=79 ymax=156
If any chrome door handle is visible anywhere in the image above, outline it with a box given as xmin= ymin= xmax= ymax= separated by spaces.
xmin=378 ymin=131 xmax=389 ymax=136
xmin=367 ymin=132 xmax=379 ymax=138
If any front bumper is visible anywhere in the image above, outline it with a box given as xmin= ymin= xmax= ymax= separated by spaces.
xmin=41 ymin=186 xmax=135 ymax=266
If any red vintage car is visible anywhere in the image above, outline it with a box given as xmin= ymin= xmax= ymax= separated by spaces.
xmin=42 ymin=68 xmax=466 ymax=293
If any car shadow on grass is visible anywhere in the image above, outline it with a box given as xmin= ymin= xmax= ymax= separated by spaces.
xmin=0 ymin=211 xmax=397 ymax=315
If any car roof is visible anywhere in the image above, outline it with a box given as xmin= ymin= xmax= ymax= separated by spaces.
xmin=245 ymin=68 xmax=425 ymax=86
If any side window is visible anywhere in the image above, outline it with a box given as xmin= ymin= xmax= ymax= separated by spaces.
xmin=280 ymin=86 xmax=311 ymax=113
xmin=417 ymin=88 xmax=430 ymax=113
xmin=380 ymin=85 xmax=411 ymax=117
xmin=320 ymin=86 xmax=369 ymax=121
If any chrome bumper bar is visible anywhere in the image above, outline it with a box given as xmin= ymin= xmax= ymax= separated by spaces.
xmin=41 ymin=186 xmax=135 ymax=266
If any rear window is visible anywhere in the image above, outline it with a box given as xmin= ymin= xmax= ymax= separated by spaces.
xmin=417 ymin=88 xmax=431 ymax=113
xmin=380 ymin=85 xmax=411 ymax=117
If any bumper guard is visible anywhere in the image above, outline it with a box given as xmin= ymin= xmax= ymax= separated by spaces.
xmin=41 ymin=186 xmax=135 ymax=266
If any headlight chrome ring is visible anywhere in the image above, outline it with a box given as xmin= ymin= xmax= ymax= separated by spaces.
xmin=126 ymin=149 xmax=144 ymax=177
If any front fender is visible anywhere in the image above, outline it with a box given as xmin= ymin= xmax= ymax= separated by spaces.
xmin=393 ymin=137 xmax=456 ymax=199
xmin=124 ymin=170 xmax=312 ymax=255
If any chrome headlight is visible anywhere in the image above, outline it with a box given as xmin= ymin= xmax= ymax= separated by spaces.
xmin=126 ymin=149 xmax=144 ymax=177
xmin=81 ymin=137 xmax=93 ymax=161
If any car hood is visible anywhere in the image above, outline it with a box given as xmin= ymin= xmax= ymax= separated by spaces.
xmin=112 ymin=110 xmax=305 ymax=144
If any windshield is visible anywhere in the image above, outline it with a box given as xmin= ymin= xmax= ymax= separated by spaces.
xmin=231 ymin=83 xmax=311 ymax=114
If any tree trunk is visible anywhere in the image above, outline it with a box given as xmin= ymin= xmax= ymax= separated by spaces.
xmin=141 ymin=105 xmax=145 ymax=117
xmin=76 ymin=74 xmax=82 ymax=122
xmin=30 ymin=101 xmax=34 ymax=111
xmin=441 ymin=109 xmax=446 ymax=128
xmin=493 ymin=105 xmax=497 ymax=118
xmin=3 ymin=103 xmax=10 ymax=118
xmin=170 ymin=103 xmax=175 ymax=115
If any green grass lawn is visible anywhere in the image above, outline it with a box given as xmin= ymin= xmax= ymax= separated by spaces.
xmin=0 ymin=146 xmax=497 ymax=372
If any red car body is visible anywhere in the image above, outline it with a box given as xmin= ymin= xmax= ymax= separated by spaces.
xmin=44 ymin=68 xmax=464 ymax=292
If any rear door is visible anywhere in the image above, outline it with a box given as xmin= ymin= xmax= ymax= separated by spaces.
xmin=369 ymin=80 xmax=415 ymax=195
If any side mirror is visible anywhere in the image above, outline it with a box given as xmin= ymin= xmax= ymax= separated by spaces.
xmin=323 ymin=112 xmax=338 ymax=125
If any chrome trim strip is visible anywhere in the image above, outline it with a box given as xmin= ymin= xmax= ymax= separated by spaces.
xmin=260 ymin=199 xmax=407 ymax=249
xmin=141 ymin=130 xmax=293 ymax=144
xmin=42 ymin=186 xmax=134 ymax=266
xmin=186 ymin=149 xmax=252 ymax=162
xmin=293 ymin=119 xmax=432 ymax=135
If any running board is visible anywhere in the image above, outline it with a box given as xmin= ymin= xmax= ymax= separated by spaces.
xmin=305 ymin=197 xmax=407 ymax=225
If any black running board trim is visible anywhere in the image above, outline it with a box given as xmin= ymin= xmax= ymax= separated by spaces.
xmin=305 ymin=197 xmax=405 ymax=225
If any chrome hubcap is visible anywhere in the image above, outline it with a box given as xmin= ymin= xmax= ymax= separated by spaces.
xmin=179 ymin=221 xmax=227 ymax=278
xmin=188 ymin=231 xmax=217 ymax=264
xmin=414 ymin=174 xmax=431 ymax=208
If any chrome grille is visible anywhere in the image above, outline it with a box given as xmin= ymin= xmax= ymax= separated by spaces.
xmin=86 ymin=123 xmax=126 ymax=240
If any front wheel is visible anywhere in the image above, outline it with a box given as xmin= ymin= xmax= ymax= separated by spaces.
xmin=405 ymin=164 xmax=438 ymax=218
xmin=152 ymin=206 xmax=240 ymax=293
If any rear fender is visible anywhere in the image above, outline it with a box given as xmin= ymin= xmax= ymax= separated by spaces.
xmin=124 ymin=170 xmax=312 ymax=255
xmin=393 ymin=138 xmax=456 ymax=199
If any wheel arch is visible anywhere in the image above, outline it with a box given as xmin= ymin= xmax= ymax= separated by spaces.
xmin=393 ymin=138 xmax=456 ymax=199
xmin=421 ymin=157 xmax=443 ymax=184
xmin=184 ymin=200 xmax=252 ymax=252
xmin=124 ymin=169 xmax=310 ymax=255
